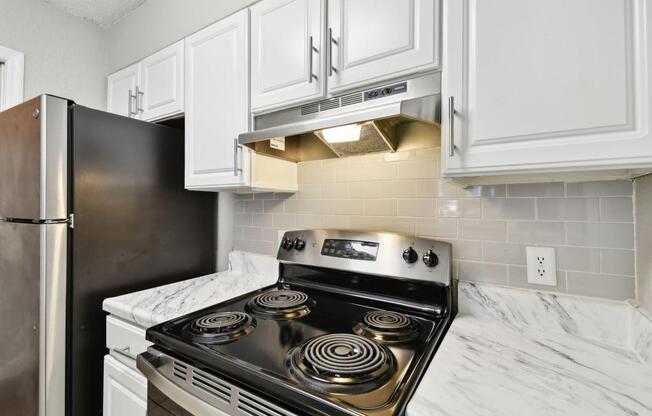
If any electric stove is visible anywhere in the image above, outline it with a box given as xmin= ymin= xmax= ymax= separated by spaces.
xmin=138 ymin=230 xmax=454 ymax=416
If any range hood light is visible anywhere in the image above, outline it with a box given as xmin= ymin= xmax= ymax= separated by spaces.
xmin=320 ymin=124 xmax=362 ymax=144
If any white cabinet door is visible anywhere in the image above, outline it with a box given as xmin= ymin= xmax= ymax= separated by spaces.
xmin=327 ymin=0 xmax=440 ymax=93
xmin=139 ymin=40 xmax=185 ymax=121
xmin=103 ymin=355 xmax=147 ymax=416
xmin=185 ymin=9 xmax=251 ymax=189
xmin=107 ymin=64 xmax=140 ymax=118
xmin=442 ymin=0 xmax=652 ymax=178
xmin=250 ymin=0 xmax=325 ymax=113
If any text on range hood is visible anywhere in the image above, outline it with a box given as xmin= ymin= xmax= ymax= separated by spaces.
xmin=238 ymin=73 xmax=441 ymax=162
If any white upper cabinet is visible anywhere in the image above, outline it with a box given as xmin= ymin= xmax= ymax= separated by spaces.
xmin=139 ymin=40 xmax=184 ymax=121
xmin=328 ymin=0 xmax=440 ymax=93
xmin=185 ymin=9 xmax=251 ymax=189
xmin=442 ymin=0 xmax=652 ymax=180
xmin=250 ymin=0 xmax=326 ymax=113
xmin=107 ymin=64 xmax=140 ymax=118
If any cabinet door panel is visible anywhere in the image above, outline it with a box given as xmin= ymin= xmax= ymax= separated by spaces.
xmin=251 ymin=0 xmax=325 ymax=112
xmin=140 ymin=41 xmax=184 ymax=121
xmin=103 ymin=355 xmax=146 ymax=416
xmin=328 ymin=0 xmax=439 ymax=92
xmin=185 ymin=10 xmax=250 ymax=189
xmin=443 ymin=0 xmax=651 ymax=176
xmin=107 ymin=64 xmax=139 ymax=118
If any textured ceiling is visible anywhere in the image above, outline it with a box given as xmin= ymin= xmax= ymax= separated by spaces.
xmin=44 ymin=0 xmax=147 ymax=27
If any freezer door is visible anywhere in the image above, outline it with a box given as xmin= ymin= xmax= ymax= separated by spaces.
xmin=0 ymin=95 xmax=68 ymax=220
xmin=0 ymin=221 xmax=67 ymax=416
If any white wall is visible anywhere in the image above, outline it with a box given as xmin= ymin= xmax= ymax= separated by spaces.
xmin=0 ymin=0 xmax=108 ymax=109
xmin=635 ymin=175 xmax=652 ymax=315
xmin=107 ymin=0 xmax=258 ymax=73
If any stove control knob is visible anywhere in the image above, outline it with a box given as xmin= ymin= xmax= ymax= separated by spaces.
xmin=282 ymin=237 xmax=295 ymax=250
xmin=422 ymin=250 xmax=439 ymax=268
xmin=402 ymin=247 xmax=418 ymax=264
xmin=294 ymin=238 xmax=306 ymax=251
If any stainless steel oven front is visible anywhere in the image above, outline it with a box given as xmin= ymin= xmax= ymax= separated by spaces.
xmin=137 ymin=348 xmax=298 ymax=416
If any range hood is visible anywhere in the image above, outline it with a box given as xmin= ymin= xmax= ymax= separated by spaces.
xmin=238 ymin=72 xmax=441 ymax=162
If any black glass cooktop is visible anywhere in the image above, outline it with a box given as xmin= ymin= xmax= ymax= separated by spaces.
xmin=146 ymin=264 xmax=452 ymax=416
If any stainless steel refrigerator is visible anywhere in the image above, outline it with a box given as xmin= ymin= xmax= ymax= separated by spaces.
xmin=0 ymin=95 xmax=216 ymax=416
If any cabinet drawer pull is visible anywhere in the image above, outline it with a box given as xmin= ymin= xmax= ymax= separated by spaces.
xmin=114 ymin=345 xmax=138 ymax=361
xmin=309 ymin=36 xmax=318 ymax=83
xmin=448 ymin=96 xmax=456 ymax=157
xmin=135 ymin=86 xmax=144 ymax=113
xmin=329 ymin=28 xmax=338 ymax=76
xmin=233 ymin=138 xmax=244 ymax=177
xmin=128 ymin=90 xmax=137 ymax=117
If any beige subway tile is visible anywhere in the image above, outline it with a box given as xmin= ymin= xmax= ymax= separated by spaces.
xmin=556 ymin=246 xmax=600 ymax=272
xmin=364 ymin=199 xmax=397 ymax=216
xmin=349 ymin=153 xmax=382 ymax=165
xmin=297 ymin=184 xmax=321 ymax=199
xmin=234 ymin=201 xmax=245 ymax=213
xmin=332 ymin=200 xmax=364 ymax=215
xmin=416 ymin=147 xmax=439 ymax=160
xmin=379 ymin=217 xmax=415 ymax=234
xmin=508 ymin=221 xmax=565 ymax=244
xmin=234 ymin=239 xmax=252 ymax=251
xmin=235 ymin=193 xmax=254 ymax=200
xmin=250 ymin=240 xmax=277 ymax=256
xmin=449 ymin=240 xmax=482 ymax=260
xmin=482 ymin=242 xmax=526 ymax=265
xmin=350 ymin=182 xmax=380 ymax=199
xmin=273 ymin=192 xmax=296 ymax=200
xmin=382 ymin=150 xmax=415 ymax=162
xmin=262 ymin=228 xmax=280 ymax=242
xmin=297 ymin=165 xmax=311 ymax=184
xmin=600 ymin=197 xmax=633 ymax=222
xmin=321 ymin=183 xmax=349 ymax=199
xmin=242 ymin=227 xmax=262 ymax=240
xmin=254 ymin=192 xmax=275 ymax=200
xmin=252 ymin=213 xmax=274 ymax=227
xmin=438 ymin=199 xmax=482 ymax=218
xmin=397 ymin=199 xmax=436 ymax=217
xmin=567 ymin=222 xmax=634 ymax=249
xmin=397 ymin=160 xmax=438 ymax=179
xmin=309 ymin=166 xmax=337 ymax=183
xmin=264 ymin=199 xmax=285 ymax=214
xmin=458 ymin=261 xmax=507 ymax=284
xmin=273 ymin=214 xmax=296 ymax=228
xmin=459 ymin=220 xmax=506 ymax=241
xmin=483 ymin=199 xmax=535 ymax=220
xmin=415 ymin=219 xmax=458 ymax=238
xmin=432 ymin=180 xmax=458 ymax=197
xmin=600 ymin=249 xmax=635 ymax=276
xmin=507 ymin=183 xmax=564 ymax=197
xmin=321 ymin=215 xmax=349 ymax=229
xmin=380 ymin=180 xmax=419 ymax=198
xmin=349 ymin=216 xmax=381 ymax=231
xmin=235 ymin=213 xmax=253 ymax=226
xmin=363 ymin=163 xmax=399 ymax=181
xmin=336 ymin=166 xmax=364 ymax=183
xmin=321 ymin=157 xmax=350 ymax=168
xmin=233 ymin=226 xmax=244 ymax=240
xmin=508 ymin=266 xmax=567 ymax=293
xmin=458 ymin=185 xmax=506 ymax=198
xmin=567 ymin=272 xmax=635 ymax=300
xmin=296 ymin=214 xmax=322 ymax=228
xmin=537 ymin=198 xmax=599 ymax=221
xmin=244 ymin=200 xmax=264 ymax=213
xmin=566 ymin=181 xmax=632 ymax=197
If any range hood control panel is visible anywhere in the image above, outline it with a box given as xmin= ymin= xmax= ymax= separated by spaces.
xmin=364 ymin=81 xmax=407 ymax=101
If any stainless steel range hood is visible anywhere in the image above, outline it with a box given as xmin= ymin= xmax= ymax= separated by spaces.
xmin=239 ymin=72 xmax=441 ymax=162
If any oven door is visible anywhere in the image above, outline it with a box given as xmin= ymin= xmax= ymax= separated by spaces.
xmin=137 ymin=350 xmax=231 ymax=416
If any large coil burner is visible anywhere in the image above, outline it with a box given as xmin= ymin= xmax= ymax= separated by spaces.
xmin=288 ymin=333 xmax=395 ymax=394
xmin=247 ymin=289 xmax=312 ymax=320
xmin=354 ymin=310 xmax=419 ymax=343
xmin=184 ymin=312 xmax=255 ymax=344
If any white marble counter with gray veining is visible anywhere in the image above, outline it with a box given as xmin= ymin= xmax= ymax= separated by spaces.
xmin=407 ymin=282 xmax=652 ymax=416
xmin=102 ymin=251 xmax=279 ymax=328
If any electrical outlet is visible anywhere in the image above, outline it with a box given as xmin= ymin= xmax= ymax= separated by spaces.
xmin=526 ymin=247 xmax=557 ymax=286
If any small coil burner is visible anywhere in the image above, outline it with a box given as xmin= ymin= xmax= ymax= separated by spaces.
xmin=353 ymin=310 xmax=418 ymax=343
xmin=288 ymin=334 xmax=395 ymax=394
xmin=247 ymin=289 xmax=312 ymax=320
xmin=184 ymin=312 xmax=255 ymax=344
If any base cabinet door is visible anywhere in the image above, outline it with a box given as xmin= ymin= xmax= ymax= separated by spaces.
xmin=103 ymin=355 xmax=147 ymax=416
xmin=250 ymin=0 xmax=325 ymax=112
xmin=140 ymin=40 xmax=185 ymax=121
xmin=328 ymin=0 xmax=440 ymax=93
xmin=442 ymin=0 xmax=652 ymax=179
xmin=107 ymin=64 xmax=140 ymax=118
xmin=184 ymin=9 xmax=251 ymax=190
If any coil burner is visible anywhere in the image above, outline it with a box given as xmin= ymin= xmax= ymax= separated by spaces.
xmin=288 ymin=334 xmax=395 ymax=394
xmin=184 ymin=312 xmax=255 ymax=344
xmin=353 ymin=310 xmax=418 ymax=343
xmin=247 ymin=289 xmax=312 ymax=320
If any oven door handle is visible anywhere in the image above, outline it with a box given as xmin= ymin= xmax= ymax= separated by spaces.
xmin=137 ymin=351 xmax=223 ymax=416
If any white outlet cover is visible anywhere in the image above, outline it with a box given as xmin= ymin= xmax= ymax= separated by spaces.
xmin=526 ymin=247 xmax=557 ymax=286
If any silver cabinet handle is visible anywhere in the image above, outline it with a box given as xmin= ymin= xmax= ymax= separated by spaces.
xmin=128 ymin=89 xmax=137 ymax=117
xmin=448 ymin=96 xmax=456 ymax=157
xmin=329 ymin=28 xmax=338 ymax=76
xmin=233 ymin=138 xmax=244 ymax=176
xmin=309 ymin=36 xmax=318 ymax=83
xmin=113 ymin=345 xmax=138 ymax=361
xmin=135 ymin=86 xmax=144 ymax=113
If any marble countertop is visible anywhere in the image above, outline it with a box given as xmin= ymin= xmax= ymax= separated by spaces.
xmin=104 ymin=251 xmax=652 ymax=416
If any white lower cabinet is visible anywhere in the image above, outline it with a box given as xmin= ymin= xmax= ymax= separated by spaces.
xmin=442 ymin=0 xmax=652 ymax=183
xmin=103 ymin=355 xmax=147 ymax=416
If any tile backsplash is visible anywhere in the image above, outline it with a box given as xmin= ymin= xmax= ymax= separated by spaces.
xmin=233 ymin=147 xmax=635 ymax=301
